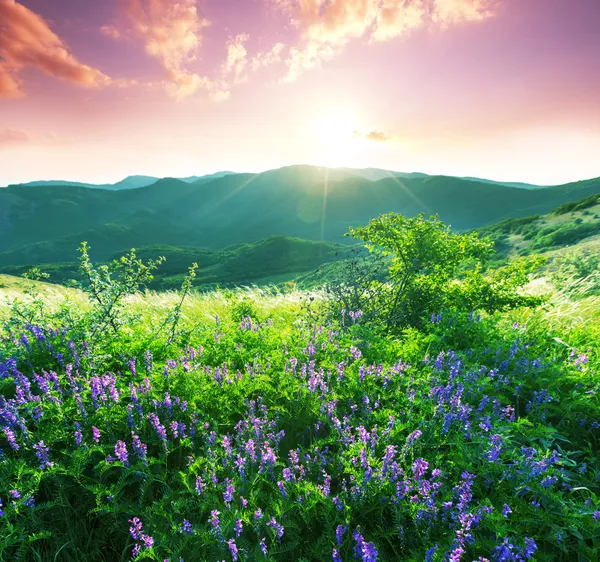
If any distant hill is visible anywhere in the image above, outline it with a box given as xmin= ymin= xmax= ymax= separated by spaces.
xmin=0 ymin=236 xmax=354 ymax=290
xmin=461 ymin=177 xmax=546 ymax=189
xmin=1 ymin=165 xmax=599 ymax=268
xmin=474 ymin=192 xmax=600 ymax=264
xmin=5 ymin=171 xmax=239 ymax=191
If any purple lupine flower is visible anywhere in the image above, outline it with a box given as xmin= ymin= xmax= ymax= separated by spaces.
xmin=333 ymin=547 xmax=343 ymax=562
xmin=412 ymin=458 xmax=429 ymax=479
xmin=227 ymin=538 xmax=239 ymax=561
xmin=223 ymin=481 xmax=235 ymax=505
xmin=114 ymin=440 xmax=129 ymax=466
xmin=267 ymin=517 xmax=284 ymax=542
xmin=148 ymin=413 xmax=167 ymax=448
xmin=487 ymin=434 xmax=504 ymax=463
xmin=407 ymin=430 xmax=422 ymax=447
xmin=361 ymin=541 xmax=378 ymax=562
xmin=523 ymin=538 xmax=537 ymax=559
xmin=254 ymin=508 xmax=263 ymax=521
xmin=336 ymin=524 xmax=347 ymax=547
xmin=140 ymin=535 xmax=153 ymax=548
xmin=9 ymin=489 xmax=21 ymax=499
xmin=74 ymin=422 xmax=83 ymax=447
xmin=33 ymin=440 xmax=53 ymax=469
xmin=195 ymin=476 xmax=205 ymax=495
xmin=593 ymin=510 xmax=600 ymax=521
xmin=180 ymin=519 xmax=194 ymax=535
xmin=23 ymin=496 xmax=35 ymax=508
xmin=277 ymin=480 xmax=287 ymax=498
xmin=0 ymin=498 xmax=3 ymax=517
xmin=260 ymin=537 xmax=268 ymax=556
xmin=209 ymin=510 xmax=221 ymax=533
xmin=4 ymin=428 xmax=19 ymax=450
xmin=129 ymin=517 xmax=144 ymax=540
xmin=234 ymin=518 xmax=243 ymax=537
xmin=92 ymin=426 xmax=100 ymax=443
xmin=502 ymin=504 xmax=512 ymax=517
xmin=131 ymin=433 xmax=147 ymax=464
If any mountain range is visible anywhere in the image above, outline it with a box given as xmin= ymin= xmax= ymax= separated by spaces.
xmin=0 ymin=164 xmax=598 ymax=277
xmin=4 ymin=167 xmax=547 ymax=191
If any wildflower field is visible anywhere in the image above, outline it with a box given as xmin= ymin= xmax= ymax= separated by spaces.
xmin=1 ymin=218 xmax=599 ymax=561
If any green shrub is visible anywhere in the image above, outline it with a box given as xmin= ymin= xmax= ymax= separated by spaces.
xmin=324 ymin=213 xmax=542 ymax=333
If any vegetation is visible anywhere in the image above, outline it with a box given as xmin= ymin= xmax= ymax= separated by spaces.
xmin=552 ymin=194 xmax=600 ymax=215
xmin=1 ymin=167 xmax=599 ymax=269
xmin=0 ymin=238 xmax=353 ymax=290
xmin=322 ymin=214 xmax=542 ymax=333
xmin=1 ymin=213 xmax=599 ymax=561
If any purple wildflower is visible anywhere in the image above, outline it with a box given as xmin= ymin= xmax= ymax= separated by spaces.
xmin=412 ymin=458 xmax=429 ymax=479
xmin=267 ymin=517 xmax=284 ymax=542
xmin=228 ymin=538 xmax=239 ymax=561
xmin=4 ymin=428 xmax=19 ymax=450
xmin=114 ymin=440 xmax=129 ymax=466
xmin=33 ymin=440 xmax=53 ymax=470
xmin=407 ymin=430 xmax=422 ymax=446
xmin=180 ymin=519 xmax=194 ymax=535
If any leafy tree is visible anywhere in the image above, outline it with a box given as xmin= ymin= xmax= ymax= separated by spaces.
xmin=325 ymin=213 xmax=543 ymax=332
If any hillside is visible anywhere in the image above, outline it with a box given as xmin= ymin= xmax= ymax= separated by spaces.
xmin=1 ymin=166 xmax=599 ymax=269
xmin=0 ymin=237 xmax=354 ymax=290
xmin=474 ymin=193 xmax=600 ymax=263
xmin=4 ymin=172 xmax=239 ymax=191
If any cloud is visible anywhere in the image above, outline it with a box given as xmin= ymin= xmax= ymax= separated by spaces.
xmin=223 ymin=33 xmax=250 ymax=84
xmin=100 ymin=24 xmax=121 ymax=39
xmin=270 ymin=0 xmax=498 ymax=80
xmin=251 ymin=42 xmax=286 ymax=71
xmin=0 ymin=129 xmax=58 ymax=147
xmin=116 ymin=0 xmax=212 ymax=99
xmin=366 ymin=130 xmax=393 ymax=142
xmin=353 ymin=129 xmax=394 ymax=142
xmin=0 ymin=0 xmax=111 ymax=97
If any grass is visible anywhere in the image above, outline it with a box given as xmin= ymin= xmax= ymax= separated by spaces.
xmin=1 ymin=271 xmax=599 ymax=561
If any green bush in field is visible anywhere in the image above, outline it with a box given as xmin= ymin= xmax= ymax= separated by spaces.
xmin=323 ymin=213 xmax=543 ymax=333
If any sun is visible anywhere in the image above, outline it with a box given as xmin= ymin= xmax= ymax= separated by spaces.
xmin=313 ymin=110 xmax=362 ymax=168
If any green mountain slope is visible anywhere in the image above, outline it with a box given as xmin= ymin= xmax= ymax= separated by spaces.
xmin=0 ymin=236 xmax=353 ymax=290
xmin=1 ymin=166 xmax=599 ymax=268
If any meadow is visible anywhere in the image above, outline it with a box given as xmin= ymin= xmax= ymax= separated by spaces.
xmin=0 ymin=213 xmax=599 ymax=561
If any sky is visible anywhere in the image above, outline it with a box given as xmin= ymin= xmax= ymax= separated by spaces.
xmin=0 ymin=0 xmax=599 ymax=186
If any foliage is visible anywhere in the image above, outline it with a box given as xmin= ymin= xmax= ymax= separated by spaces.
xmin=323 ymin=214 xmax=541 ymax=333
xmin=531 ymin=223 xmax=600 ymax=251
xmin=1 ymin=171 xmax=600 ymax=271
xmin=0 ymin=226 xmax=599 ymax=561
xmin=549 ymin=249 xmax=600 ymax=298
xmin=552 ymin=194 xmax=600 ymax=215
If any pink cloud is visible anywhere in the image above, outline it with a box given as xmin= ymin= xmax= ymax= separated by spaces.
xmin=0 ymin=129 xmax=58 ymax=147
xmin=271 ymin=0 xmax=498 ymax=80
xmin=251 ymin=42 xmax=286 ymax=71
xmin=113 ymin=0 xmax=213 ymax=99
xmin=100 ymin=24 xmax=121 ymax=40
xmin=223 ymin=33 xmax=250 ymax=84
xmin=0 ymin=0 xmax=110 ymax=97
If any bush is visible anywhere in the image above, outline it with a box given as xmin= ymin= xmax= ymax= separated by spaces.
xmin=323 ymin=213 xmax=542 ymax=333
